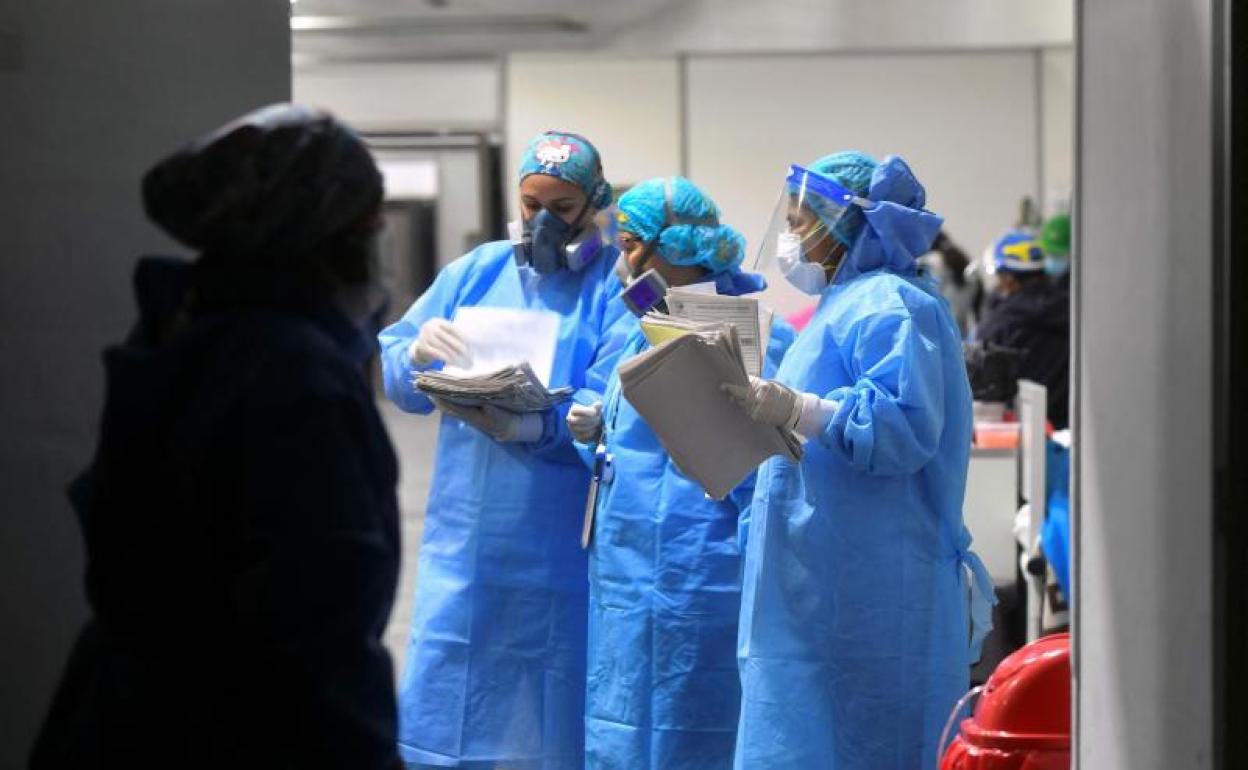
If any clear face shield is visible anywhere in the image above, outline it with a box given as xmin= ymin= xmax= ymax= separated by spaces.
xmin=753 ymin=165 xmax=864 ymax=294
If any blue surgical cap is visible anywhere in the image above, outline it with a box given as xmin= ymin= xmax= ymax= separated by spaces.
xmin=617 ymin=176 xmax=745 ymax=275
xmin=834 ymin=155 xmax=942 ymax=283
xmin=143 ymin=103 xmax=383 ymax=259
xmin=518 ymin=130 xmax=613 ymax=210
xmin=807 ymin=150 xmax=879 ymax=247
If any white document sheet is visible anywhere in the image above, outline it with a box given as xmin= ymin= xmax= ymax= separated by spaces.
xmin=759 ymin=306 xmax=774 ymax=362
xmin=443 ymin=306 xmax=561 ymax=386
xmin=671 ymin=280 xmax=717 ymax=295
xmin=665 ymin=290 xmax=766 ymax=376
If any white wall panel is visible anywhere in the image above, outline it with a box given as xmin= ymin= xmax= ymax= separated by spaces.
xmin=1042 ymin=47 xmax=1075 ymax=214
xmin=506 ymin=54 xmax=680 ymax=216
xmin=1076 ymin=0 xmax=1214 ymax=766
xmin=295 ymin=60 xmax=500 ymax=131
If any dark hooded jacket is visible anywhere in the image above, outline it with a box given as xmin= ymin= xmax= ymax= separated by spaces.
xmin=975 ymin=278 xmax=1070 ymax=428
xmin=30 ymin=258 xmax=401 ymax=769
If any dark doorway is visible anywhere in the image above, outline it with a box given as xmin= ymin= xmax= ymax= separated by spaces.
xmin=1214 ymin=1 xmax=1248 ymax=767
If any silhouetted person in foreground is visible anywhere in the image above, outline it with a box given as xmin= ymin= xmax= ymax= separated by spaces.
xmin=31 ymin=104 xmax=402 ymax=770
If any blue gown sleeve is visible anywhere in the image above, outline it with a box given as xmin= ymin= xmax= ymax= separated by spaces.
xmin=377 ymin=258 xmax=470 ymax=415
xmin=819 ymin=298 xmax=946 ymax=475
xmin=581 ymin=294 xmax=632 ymax=407
xmin=527 ymin=399 xmax=585 ymax=463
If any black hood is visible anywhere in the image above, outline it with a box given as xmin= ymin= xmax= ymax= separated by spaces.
xmin=976 ymin=278 xmax=1071 ymax=428
xmin=983 ymin=279 xmax=1069 ymax=337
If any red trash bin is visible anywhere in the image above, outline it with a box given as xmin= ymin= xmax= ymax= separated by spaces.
xmin=939 ymin=632 xmax=1071 ymax=770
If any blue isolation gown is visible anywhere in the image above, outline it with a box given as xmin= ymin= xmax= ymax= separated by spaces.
xmin=379 ymin=240 xmax=624 ymax=769
xmin=579 ymin=272 xmax=795 ymax=770
xmin=734 ymin=158 xmax=994 ymax=770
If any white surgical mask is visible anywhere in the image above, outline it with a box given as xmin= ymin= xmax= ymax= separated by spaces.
xmin=1044 ymin=255 xmax=1070 ymax=278
xmin=776 ymin=232 xmax=801 ymax=273
xmin=777 ymin=232 xmax=830 ymax=295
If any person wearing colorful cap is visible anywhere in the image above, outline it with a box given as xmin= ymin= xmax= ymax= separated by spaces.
xmin=976 ymin=230 xmax=1070 ymax=428
xmin=723 ymin=151 xmax=992 ymax=769
xmin=1039 ymin=212 xmax=1072 ymax=288
xmin=378 ymin=130 xmax=625 ymax=769
xmin=563 ymin=177 xmax=794 ymax=769
xmin=31 ymin=104 xmax=401 ymax=769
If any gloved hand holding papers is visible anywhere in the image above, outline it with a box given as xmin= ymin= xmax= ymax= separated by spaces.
xmin=618 ymin=323 xmax=802 ymax=499
xmin=428 ymin=396 xmax=543 ymax=443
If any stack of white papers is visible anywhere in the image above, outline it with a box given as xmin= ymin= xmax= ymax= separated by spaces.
xmin=619 ymin=324 xmax=802 ymax=499
xmin=415 ymin=363 xmax=573 ymax=413
xmin=664 ymin=289 xmax=774 ymax=377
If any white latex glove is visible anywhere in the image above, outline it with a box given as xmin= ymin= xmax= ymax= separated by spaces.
xmin=431 ymin=397 xmax=542 ymax=443
xmin=410 ymin=318 xmax=469 ymax=368
xmin=720 ymin=376 xmax=802 ymax=430
xmin=567 ymin=402 xmax=604 ymax=444
xmin=793 ymin=393 xmax=841 ymax=438
xmin=1013 ymin=503 xmax=1033 ymax=549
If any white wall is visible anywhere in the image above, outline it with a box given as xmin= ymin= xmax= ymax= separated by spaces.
xmin=434 ymin=150 xmax=486 ymax=267
xmin=685 ymin=50 xmax=1042 ymax=316
xmin=505 ymin=54 xmax=681 ymax=215
xmin=294 ymin=60 xmax=500 ymax=132
xmin=1076 ymin=0 xmax=1214 ymax=766
xmin=295 ymin=2 xmax=1074 ymax=249
xmin=0 ymin=2 xmax=290 ymax=766
xmin=1041 ymin=47 xmax=1075 ymax=214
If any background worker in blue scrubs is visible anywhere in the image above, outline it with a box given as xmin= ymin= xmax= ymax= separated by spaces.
xmin=566 ymin=176 xmax=794 ymax=770
xmin=724 ymin=152 xmax=993 ymax=770
xmin=378 ymin=131 xmax=624 ymax=769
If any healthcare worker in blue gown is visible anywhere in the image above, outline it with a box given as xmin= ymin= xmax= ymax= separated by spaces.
xmin=564 ymin=177 xmax=795 ymax=770
xmin=378 ymin=131 xmax=625 ymax=769
xmin=722 ymin=152 xmax=994 ymax=770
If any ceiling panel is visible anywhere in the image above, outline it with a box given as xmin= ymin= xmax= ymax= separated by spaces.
xmin=292 ymin=0 xmax=678 ymax=63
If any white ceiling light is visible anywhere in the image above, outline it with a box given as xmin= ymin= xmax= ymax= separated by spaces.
xmin=290 ymin=14 xmax=586 ymax=34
